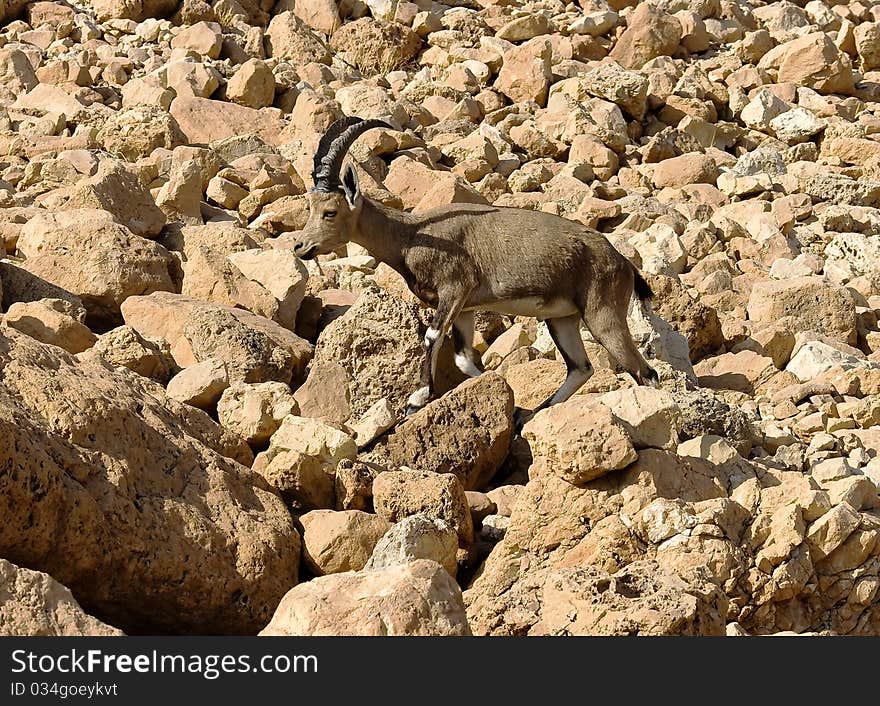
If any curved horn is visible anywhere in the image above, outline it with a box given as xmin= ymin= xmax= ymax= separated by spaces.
xmin=312 ymin=116 xmax=363 ymax=188
xmin=312 ymin=117 xmax=393 ymax=191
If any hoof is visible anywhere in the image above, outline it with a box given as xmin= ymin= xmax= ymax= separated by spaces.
xmin=513 ymin=408 xmax=534 ymax=433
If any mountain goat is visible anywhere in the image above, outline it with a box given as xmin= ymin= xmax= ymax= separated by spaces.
xmin=294 ymin=117 xmax=658 ymax=423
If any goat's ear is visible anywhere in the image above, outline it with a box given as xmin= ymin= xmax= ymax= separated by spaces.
xmin=341 ymin=163 xmax=361 ymax=209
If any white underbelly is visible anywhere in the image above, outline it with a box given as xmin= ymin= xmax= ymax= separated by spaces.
xmin=466 ymin=297 xmax=579 ymax=319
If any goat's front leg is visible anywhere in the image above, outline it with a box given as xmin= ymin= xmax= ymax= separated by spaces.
xmin=405 ymin=294 xmax=467 ymax=416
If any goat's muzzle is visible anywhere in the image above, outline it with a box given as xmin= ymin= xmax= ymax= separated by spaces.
xmin=293 ymin=241 xmax=318 ymax=260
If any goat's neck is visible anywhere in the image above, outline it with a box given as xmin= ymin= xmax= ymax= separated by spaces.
xmin=351 ymin=198 xmax=414 ymax=270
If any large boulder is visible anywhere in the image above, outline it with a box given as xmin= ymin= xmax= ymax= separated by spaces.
xmin=0 ymin=559 xmax=123 ymax=636
xmin=170 ymin=96 xmax=287 ymax=147
xmin=299 ymin=509 xmax=391 ymax=575
xmin=17 ymin=210 xmax=175 ymax=327
xmin=311 ymin=286 xmax=424 ymax=419
xmin=260 ymin=560 xmax=471 ymax=636
xmin=758 ymin=32 xmax=855 ymax=95
xmin=328 ymin=18 xmax=421 ymax=75
xmin=522 ymin=398 xmax=638 ymax=484
xmin=59 ymin=162 xmax=166 ymax=239
xmin=121 ymin=292 xmax=312 ymax=384
xmin=265 ymin=11 xmax=332 ymax=65
xmin=495 ymin=37 xmax=553 ymax=106
xmin=363 ymin=374 xmax=514 ymax=490
xmin=0 ymin=328 xmax=298 ymax=634
xmin=746 ymin=277 xmax=859 ymax=347
xmin=467 ymin=560 xmax=727 ymax=636
xmin=2 ymin=299 xmax=96 ymax=354
xmin=608 ymin=3 xmax=682 ymax=70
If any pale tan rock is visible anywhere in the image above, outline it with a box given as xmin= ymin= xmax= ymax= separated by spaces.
xmin=805 ymin=503 xmax=862 ymax=560
xmin=170 ymin=95 xmax=286 ymax=147
xmin=59 ymin=162 xmax=166 ymax=239
xmin=182 ymin=246 xmax=279 ymax=321
xmin=652 ymin=153 xmax=719 ymax=189
xmin=156 ymin=157 xmax=204 ymax=225
xmin=217 ymin=381 xmax=297 ymax=445
xmin=365 ymin=513 xmax=458 ymax=577
xmin=486 ymin=485 xmax=523 ymax=518
xmin=0 ymin=559 xmax=123 ymax=637
xmin=292 ymin=361 xmax=352 ymax=424
xmin=328 ymin=17 xmax=421 ymax=75
xmin=363 ymin=374 xmax=514 ymax=491
xmin=372 ymin=469 xmax=473 ymax=548
xmin=260 ymin=560 xmax=471 ymax=636
xmin=758 ymin=32 xmax=854 ymax=95
xmin=523 ymin=398 xmax=637 ymax=485
xmin=225 ymin=58 xmax=275 ymax=109
xmin=252 ymin=415 xmax=357 ymax=509
xmin=291 ymin=0 xmax=340 ymax=34
xmin=3 ymin=299 xmax=96 ymax=354
xmin=482 ymin=323 xmax=532 ymax=370
xmin=90 ymin=0 xmax=177 ymax=22
xmin=300 ymin=509 xmax=391 ymax=575
xmin=608 ymin=3 xmax=682 ymax=70
xmin=467 ymin=560 xmax=725 ymax=636
xmin=310 ymin=286 xmax=423 ymax=419
xmin=0 ymin=328 xmax=296 ymax=634
xmin=600 ymin=387 xmax=682 ymax=451
xmin=96 ymin=105 xmax=183 ymax=161
xmin=17 ymin=210 xmax=174 ymax=325
xmin=166 ymin=358 xmax=229 ymax=410
xmin=854 ymin=22 xmax=880 ymax=71
xmin=79 ymin=325 xmax=175 ymax=383
xmin=349 ymin=398 xmax=396 ymax=448
xmin=171 ymin=21 xmax=222 ymax=59
xmin=121 ymin=291 xmax=312 ymax=383
xmin=694 ymin=350 xmax=777 ymax=395
xmin=495 ymin=37 xmax=553 ymax=106
xmin=266 ymin=11 xmax=331 ymax=65
xmin=227 ymin=248 xmax=308 ymax=330
xmin=747 ymin=277 xmax=858 ymax=346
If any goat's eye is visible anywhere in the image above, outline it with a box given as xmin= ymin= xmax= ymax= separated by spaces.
xmin=323 ymin=210 xmax=337 ymax=219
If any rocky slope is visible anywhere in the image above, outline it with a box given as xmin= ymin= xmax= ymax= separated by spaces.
xmin=2 ymin=0 xmax=880 ymax=636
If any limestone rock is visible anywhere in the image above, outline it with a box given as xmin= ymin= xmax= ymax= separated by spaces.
xmin=365 ymin=513 xmax=459 ymax=577
xmin=609 ymin=4 xmax=682 ymax=70
xmin=363 ymin=374 xmax=514 ymax=491
xmin=17 ymin=210 xmax=174 ymax=326
xmin=3 ymin=299 xmax=96 ymax=354
xmin=121 ymin=292 xmax=312 ymax=384
xmin=300 ymin=509 xmax=391 ymax=575
xmin=311 ymin=286 xmax=424 ymax=419
xmin=78 ymin=326 xmax=175 ymax=383
xmin=372 ymin=469 xmax=474 ymax=549
xmin=252 ymin=415 xmax=357 ymax=509
xmin=217 ymin=381 xmax=297 ymax=445
xmin=522 ymin=398 xmax=638 ymax=484
xmin=0 ymin=559 xmax=123 ymax=637
xmin=260 ymin=560 xmax=471 ymax=636
xmin=0 ymin=328 xmax=297 ymax=634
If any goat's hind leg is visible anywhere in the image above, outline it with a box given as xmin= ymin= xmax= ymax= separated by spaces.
xmin=405 ymin=294 xmax=468 ymax=416
xmin=515 ymin=313 xmax=593 ymax=429
xmin=451 ymin=310 xmax=483 ymax=378
xmin=585 ymin=295 xmax=658 ymax=387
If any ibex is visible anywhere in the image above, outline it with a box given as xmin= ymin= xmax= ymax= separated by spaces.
xmin=294 ymin=116 xmax=658 ymax=424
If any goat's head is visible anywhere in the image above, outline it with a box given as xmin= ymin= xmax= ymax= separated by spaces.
xmin=293 ymin=116 xmax=392 ymax=260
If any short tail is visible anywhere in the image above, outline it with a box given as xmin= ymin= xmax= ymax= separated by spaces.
xmin=633 ymin=268 xmax=653 ymax=302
